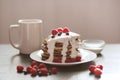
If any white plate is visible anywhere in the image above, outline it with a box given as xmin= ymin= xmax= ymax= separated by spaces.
xmin=30 ymin=49 xmax=97 ymax=66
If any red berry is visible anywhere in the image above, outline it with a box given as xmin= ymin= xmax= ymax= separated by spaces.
xmin=39 ymin=63 xmax=46 ymax=68
xmin=30 ymin=68 xmax=37 ymax=75
xmin=57 ymin=27 xmax=63 ymax=32
xmin=17 ymin=65 xmax=24 ymax=72
xmin=40 ymin=68 xmax=48 ymax=75
xmin=94 ymin=68 xmax=102 ymax=76
xmin=52 ymin=29 xmax=58 ymax=35
xmin=63 ymin=27 xmax=69 ymax=33
xmin=89 ymin=65 xmax=96 ymax=72
xmin=76 ymin=56 xmax=81 ymax=62
xmin=96 ymin=65 xmax=103 ymax=70
xmin=33 ymin=65 xmax=39 ymax=70
xmin=26 ymin=66 xmax=32 ymax=73
xmin=51 ymin=67 xmax=58 ymax=74
xmin=31 ymin=61 xmax=38 ymax=67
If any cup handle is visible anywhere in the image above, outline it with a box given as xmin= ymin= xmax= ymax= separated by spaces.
xmin=9 ymin=24 xmax=21 ymax=49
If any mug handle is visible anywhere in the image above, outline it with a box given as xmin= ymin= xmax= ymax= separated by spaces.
xmin=9 ymin=24 xmax=21 ymax=49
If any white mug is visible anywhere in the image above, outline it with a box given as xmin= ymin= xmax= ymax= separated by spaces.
xmin=9 ymin=19 xmax=43 ymax=54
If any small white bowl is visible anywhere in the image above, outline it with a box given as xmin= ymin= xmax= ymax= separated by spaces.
xmin=81 ymin=39 xmax=106 ymax=54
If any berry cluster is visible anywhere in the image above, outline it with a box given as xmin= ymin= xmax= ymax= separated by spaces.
xmin=16 ymin=61 xmax=58 ymax=77
xmin=89 ymin=64 xmax=103 ymax=77
xmin=51 ymin=27 xmax=70 ymax=38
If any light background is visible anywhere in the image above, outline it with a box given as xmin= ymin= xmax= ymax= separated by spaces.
xmin=0 ymin=0 xmax=120 ymax=43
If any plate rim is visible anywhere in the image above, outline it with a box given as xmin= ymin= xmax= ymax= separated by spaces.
xmin=30 ymin=49 xmax=97 ymax=66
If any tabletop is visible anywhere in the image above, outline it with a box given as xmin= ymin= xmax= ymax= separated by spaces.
xmin=0 ymin=44 xmax=120 ymax=80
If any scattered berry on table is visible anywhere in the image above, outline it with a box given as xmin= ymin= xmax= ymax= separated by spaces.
xmin=31 ymin=61 xmax=38 ymax=67
xmin=96 ymin=65 xmax=103 ymax=70
xmin=26 ymin=66 xmax=32 ymax=73
xmin=89 ymin=65 xmax=96 ymax=73
xmin=51 ymin=67 xmax=58 ymax=74
xmin=40 ymin=68 xmax=48 ymax=75
xmin=17 ymin=65 xmax=24 ymax=72
xmin=93 ymin=68 xmax=102 ymax=76
xmin=30 ymin=68 xmax=37 ymax=76
xmin=39 ymin=63 xmax=46 ymax=68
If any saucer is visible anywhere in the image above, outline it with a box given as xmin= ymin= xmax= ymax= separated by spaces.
xmin=81 ymin=39 xmax=106 ymax=54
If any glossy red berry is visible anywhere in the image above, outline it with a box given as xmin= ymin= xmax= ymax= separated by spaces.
xmin=63 ymin=27 xmax=69 ymax=33
xmin=57 ymin=27 xmax=63 ymax=32
xmin=51 ymin=67 xmax=58 ymax=74
xmin=40 ymin=68 xmax=48 ymax=75
xmin=26 ymin=66 xmax=32 ymax=73
xmin=31 ymin=61 xmax=38 ymax=67
xmin=96 ymin=65 xmax=103 ymax=70
xmin=33 ymin=65 xmax=39 ymax=70
xmin=52 ymin=29 xmax=58 ymax=35
xmin=94 ymin=68 xmax=102 ymax=76
xmin=39 ymin=63 xmax=46 ymax=68
xmin=89 ymin=65 xmax=96 ymax=72
xmin=17 ymin=65 xmax=24 ymax=72
xmin=30 ymin=68 xmax=37 ymax=75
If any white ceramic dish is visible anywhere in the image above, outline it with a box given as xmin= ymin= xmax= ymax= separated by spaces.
xmin=81 ymin=40 xmax=106 ymax=54
xmin=30 ymin=49 xmax=97 ymax=66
